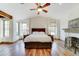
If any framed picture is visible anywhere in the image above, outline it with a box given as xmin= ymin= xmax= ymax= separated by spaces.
xmin=68 ymin=18 xmax=79 ymax=28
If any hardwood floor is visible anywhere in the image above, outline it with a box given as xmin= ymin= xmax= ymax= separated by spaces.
xmin=25 ymin=40 xmax=74 ymax=56
xmin=0 ymin=40 xmax=25 ymax=56
xmin=26 ymin=49 xmax=51 ymax=56
xmin=0 ymin=40 xmax=76 ymax=56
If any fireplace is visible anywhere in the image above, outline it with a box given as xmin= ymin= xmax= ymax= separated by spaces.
xmin=64 ymin=18 xmax=79 ymax=54
xmin=65 ymin=36 xmax=79 ymax=53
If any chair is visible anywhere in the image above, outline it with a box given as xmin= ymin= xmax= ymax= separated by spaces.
xmin=65 ymin=37 xmax=79 ymax=54
xmin=74 ymin=38 xmax=79 ymax=54
xmin=65 ymin=37 xmax=72 ymax=48
xmin=71 ymin=37 xmax=79 ymax=54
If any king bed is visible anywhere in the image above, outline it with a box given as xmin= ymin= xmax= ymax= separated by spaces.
xmin=24 ymin=28 xmax=53 ymax=49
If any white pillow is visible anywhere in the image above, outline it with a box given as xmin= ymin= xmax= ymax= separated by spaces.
xmin=33 ymin=32 xmax=45 ymax=35
xmin=33 ymin=32 xmax=38 ymax=34
xmin=39 ymin=32 xmax=45 ymax=34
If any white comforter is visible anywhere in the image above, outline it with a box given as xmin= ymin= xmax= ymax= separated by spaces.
xmin=24 ymin=32 xmax=52 ymax=42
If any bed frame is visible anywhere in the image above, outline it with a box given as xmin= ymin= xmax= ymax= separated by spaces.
xmin=24 ymin=28 xmax=53 ymax=49
xmin=32 ymin=28 xmax=45 ymax=33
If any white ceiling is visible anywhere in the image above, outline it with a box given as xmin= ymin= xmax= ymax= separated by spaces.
xmin=0 ymin=3 xmax=79 ymax=21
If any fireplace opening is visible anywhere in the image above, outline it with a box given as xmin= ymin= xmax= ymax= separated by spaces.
xmin=65 ymin=37 xmax=79 ymax=54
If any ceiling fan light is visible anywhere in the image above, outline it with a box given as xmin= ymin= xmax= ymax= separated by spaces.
xmin=37 ymin=8 xmax=42 ymax=12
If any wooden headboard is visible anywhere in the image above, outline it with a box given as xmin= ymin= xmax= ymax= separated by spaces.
xmin=32 ymin=28 xmax=45 ymax=33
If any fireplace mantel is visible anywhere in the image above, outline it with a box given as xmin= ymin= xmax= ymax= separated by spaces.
xmin=64 ymin=28 xmax=79 ymax=33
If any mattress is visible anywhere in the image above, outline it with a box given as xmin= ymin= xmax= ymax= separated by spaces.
xmin=24 ymin=32 xmax=52 ymax=42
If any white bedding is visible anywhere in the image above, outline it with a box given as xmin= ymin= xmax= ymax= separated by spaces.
xmin=24 ymin=32 xmax=52 ymax=42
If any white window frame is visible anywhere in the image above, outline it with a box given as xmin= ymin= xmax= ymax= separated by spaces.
xmin=15 ymin=22 xmax=20 ymax=36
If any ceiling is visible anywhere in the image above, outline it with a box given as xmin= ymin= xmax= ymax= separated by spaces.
xmin=0 ymin=3 xmax=79 ymax=21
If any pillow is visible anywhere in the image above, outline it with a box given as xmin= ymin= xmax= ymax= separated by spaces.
xmin=39 ymin=32 xmax=45 ymax=34
xmin=32 ymin=32 xmax=38 ymax=34
xmin=33 ymin=32 xmax=45 ymax=35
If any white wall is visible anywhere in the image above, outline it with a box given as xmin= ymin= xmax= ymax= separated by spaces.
xmin=30 ymin=16 xmax=49 ymax=28
xmin=30 ymin=16 xmax=49 ymax=34
xmin=60 ymin=19 xmax=68 ymax=41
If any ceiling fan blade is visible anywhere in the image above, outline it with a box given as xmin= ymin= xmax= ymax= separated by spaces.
xmin=35 ymin=3 xmax=39 ymax=6
xmin=36 ymin=11 xmax=40 ymax=15
xmin=20 ymin=3 xmax=24 ymax=4
xmin=42 ymin=10 xmax=48 ymax=13
xmin=38 ymin=12 xmax=40 ymax=15
xmin=42 ymin=3 xmax=50 ymax=8
xmin=30 ymin=9 xmax=36 ymax=10
xmin=35 ymin=3 xmax=41 ymax=7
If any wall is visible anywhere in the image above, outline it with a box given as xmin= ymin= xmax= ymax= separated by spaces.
xmin=30 ymin=16 xmax=48 ymax=28
xmin=30 ymin=16 xmax=49 ymax=33
xmin=60 ymin=19 xmax=68 ymax=41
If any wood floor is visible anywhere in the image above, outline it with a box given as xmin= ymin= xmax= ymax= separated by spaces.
xmin=26 ymin=49 xmax=51 ymax=56
xmin=0 ymin=40 xmax=25 ymax=56
xmin=0 ymin=40 xmax=77 ymax=56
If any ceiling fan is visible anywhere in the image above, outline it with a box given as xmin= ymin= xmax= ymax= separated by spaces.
xmin=30 ymin=3 xmax=51 ymax=15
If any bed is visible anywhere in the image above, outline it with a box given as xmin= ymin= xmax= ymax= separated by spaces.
xmin=24 ymin=28 xmax=53 ymax=49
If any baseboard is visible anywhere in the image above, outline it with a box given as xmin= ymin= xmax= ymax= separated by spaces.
xmin=0 ymin=42 xmax=14 ymax=44
xmin=54 ymin=37 xmax=60 ymax=40
xmin=0 ymin=39 xmax=21 ymax=44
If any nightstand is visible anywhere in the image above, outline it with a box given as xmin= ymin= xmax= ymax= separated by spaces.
xmin=48 ymin=34 xmax=54 ymax=41
xmin=23 ymin=34 xmax=30 ymax=39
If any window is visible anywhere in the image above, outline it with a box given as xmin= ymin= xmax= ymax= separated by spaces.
xmin=48 ymin=23 xmax=57 ymax=35
xmin=48 ymin=27 xmax=56 ymax=35
xmin=0 ymin=19 xmax=10 ymax=38
xmin=22 ymin=23 xmax=27 ymax=32
xmin=4 ymin=21 xmax=10 ymax=37
xmin=20 ymin=23 xmax=28 ymax=35
xmin=15 ymin=23 xmax=20 ymax=35
xmin=0 ymin=20 xmax=3 ymax=38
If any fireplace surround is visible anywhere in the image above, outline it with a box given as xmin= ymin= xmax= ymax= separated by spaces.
xmin=64 ymin=18 xmax=79 ymax=54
